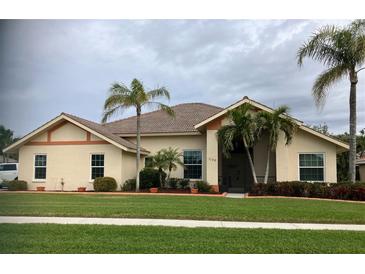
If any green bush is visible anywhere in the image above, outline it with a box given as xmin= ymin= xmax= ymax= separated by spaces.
xmin=7 ymin=180 xmax=27 ymax=191
xmin=195 ymin=181 xmax=212 ymax=193
xmin=121 ymin=179 xmax=136 ymax=192
xmin=167 ymin=178 xmax=190 ymax=189
xmin=250 ymin=181 xmax=365 ymax=201
xmin=168 ymin=178 xmax=178 ymax=189
xmin=93 ymin=177 xmax=117 ymax=192
xmin=178 ymin=179 xmax=190 ymax=189
xmin=139 ymin=168 xmax=166 ymax=189
xmin=0 ymin=181 xmax=9 ymax=189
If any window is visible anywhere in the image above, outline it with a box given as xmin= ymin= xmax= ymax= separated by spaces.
xmin=0 ymin=164 xmax=16 ymax=171
xmin=91 ymin=154 xmax=104 ymax=180
xmin=183 ymin=150 xmax=202 ymax=179
xmin=299 ymin=153 xmax=324 ymax=181
xmin=34 ymin=154 xmax=47 ymax=180
xmin=145 ymin=157 xmax=154 ymax=168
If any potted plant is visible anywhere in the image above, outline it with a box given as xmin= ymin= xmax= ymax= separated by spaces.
xmin=191 ymin=188 xmax=198 ymax=194
xmin=149 ymin=187 xmax=158 ymax=193
xmin=190 ymin=182 xmax=198 ymax=194
xmin=36 ymin=186 xmax=45 ymax=191
xmin=77 ymin=187 xmax=86 ymax=192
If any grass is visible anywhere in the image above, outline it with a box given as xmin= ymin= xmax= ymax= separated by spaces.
xmin=1 ymin=223 xmax=365 ymax=253
xmin=0 ymin=193 xmax=365 ymax=223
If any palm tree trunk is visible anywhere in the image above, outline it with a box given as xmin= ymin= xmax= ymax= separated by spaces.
xmin=264 ymin=145 xmax=271 ymax=184
xmin=243 ymin=138 xmax=258 ymax=184
xmin=136 ymin=107 xmax=141 ymax=192
xmin=349 ymin=72 xmax=357 ymax=183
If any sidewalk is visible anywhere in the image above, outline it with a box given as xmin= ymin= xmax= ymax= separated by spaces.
xmin=1 ymin=216 xmax=365 ymax=231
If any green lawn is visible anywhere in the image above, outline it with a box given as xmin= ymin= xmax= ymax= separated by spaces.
xmin=0 ymin=223 xmax=365 ymax=253
xmin=1 ymin=193 xmax=365 ymax=223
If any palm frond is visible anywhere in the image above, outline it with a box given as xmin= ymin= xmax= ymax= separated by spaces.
xmin=217 ymin=125 xmax=238 ymax=158
xmin=148 ymin=87 xmax=171 ymax=100
xmin=312 ymin=65 xmax=348 ymax=107
xmin=144 ymin=102 xmax=175 ymax=118
xmin=297 ymin=25 xmax=340 ymax=67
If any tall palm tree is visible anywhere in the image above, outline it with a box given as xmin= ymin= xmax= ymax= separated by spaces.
xmin=297 ymin=20 xmax=365 ymax=182
xmin=256 ymin=106 xmax=297 ymax=184
xmin=161 ymin=147 xmax=184 ymax=181
xmin=102 ymin=79 xmax=174 ymax=191
xmin=217 ymin=104 xmax=258 ymax=184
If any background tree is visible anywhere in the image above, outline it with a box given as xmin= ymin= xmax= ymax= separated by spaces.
xmin=297 ymin=20 xmax=365 ymax=182
xmin=256 ymin=106 xmax=297 ymax=184
xmin=0 ymin=125 xmax=20 ymax=162
xmin=217 ymin=104 xmax=258 ymax=184
xmin=102 ymin=79 xmax=174 ymax=191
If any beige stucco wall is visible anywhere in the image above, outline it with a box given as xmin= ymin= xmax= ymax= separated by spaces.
xmin=126 ymin=135 xmax=206 ymax=180
xmin=19 ymin=143 xmax=123 ymax=191
xmin=276 ymin=128 xmax=338 ymax=182
xmin=206 ymin=130 xmax=219 ymax=185
xmin=32 ymin=132 xmax=48 ymax=142
xmin=52 ymin=123 xmax=86 ymax=141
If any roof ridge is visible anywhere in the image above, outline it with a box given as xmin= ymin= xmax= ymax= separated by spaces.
xmin=105 ymin=102 xmax=223 ymax=126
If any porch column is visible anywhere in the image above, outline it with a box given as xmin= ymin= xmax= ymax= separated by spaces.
xmin=206 ymin=129 xmax=219 ymax=192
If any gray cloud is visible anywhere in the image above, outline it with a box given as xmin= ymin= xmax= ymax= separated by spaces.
xmin=0 ymin=19 xmax=364 ymax=137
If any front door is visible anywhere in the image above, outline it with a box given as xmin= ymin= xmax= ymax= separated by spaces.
xmin=221 ymin=147 xmax=253 ymax=193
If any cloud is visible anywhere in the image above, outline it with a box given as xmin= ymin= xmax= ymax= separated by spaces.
xmin=0 ymin=19 xmax=364 ymax=137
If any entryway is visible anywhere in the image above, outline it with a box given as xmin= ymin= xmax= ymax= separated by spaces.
xmin=219 ymin=139 xmax=254 ymax=193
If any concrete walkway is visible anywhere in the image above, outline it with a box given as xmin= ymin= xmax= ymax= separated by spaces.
xmin=1 ymin=216 xmax=365 ymax=231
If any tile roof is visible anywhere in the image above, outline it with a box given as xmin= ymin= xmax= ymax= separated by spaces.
xmin=104 ymin=103 xmax=223 ymax=135
xmin=62 ymin=113 xmax=149 ymax=153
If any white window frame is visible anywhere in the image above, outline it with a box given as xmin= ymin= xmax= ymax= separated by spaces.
xmin=183 ymin=149 xmax=203 ymax=180
xmin=90 ymin=153 xmax=105 ymax=182
xmin=298 ymin=152 xmax=326 ymax=182
xmin=33 ymin=153 xmax=47 ymax=182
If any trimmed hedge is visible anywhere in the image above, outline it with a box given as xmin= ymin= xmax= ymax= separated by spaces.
xmin=168 ymin=178 xmax=190 ymax=189
xmin=93 ymin=177 xmax=117 ymax=192
xmin=250 ymin=181 xmax=365 ymax=201
xmin=194 ymin=181 xmax=213 ymax=193
xmin=139 ymin=168 xmax=166 ymax=189
xmin=121 ymin=179 xmax=136 ymax=192
xmin=7 ymin=180 xmax=28 ymax=191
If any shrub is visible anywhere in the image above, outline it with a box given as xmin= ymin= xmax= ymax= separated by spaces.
xmin=121 ymin=179 xmax=136 ymax=192
xmin=139 ymin=168 xmax=166 ymax=189
xmin=93 ymin=177 xmax=117 ymax=192
xmin=7 ymin=180 xmax=27 ymax=191
xmin=249 ymin=181 xmax=365 ymax=201
xmin=0 ymin=181 xmax=9 ymax=189
xmin=195 ymin=181 xmax=212 ymax=193
xmin=168 ymin=178 xmax=178 ymax=189
xmin=166 ymin=178 xmax=190 ymax=189
xmin=178 ymin=179 xmax=190 ymax=189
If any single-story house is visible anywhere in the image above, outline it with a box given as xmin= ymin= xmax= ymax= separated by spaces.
xmin=3 ymin=96 xmax=349 ymax=192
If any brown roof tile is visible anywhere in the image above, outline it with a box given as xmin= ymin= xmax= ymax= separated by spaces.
xmin=62 ymin=113 xmax=149 ymax=153
xmin=104 ymin=103 xmax=223 ymax=135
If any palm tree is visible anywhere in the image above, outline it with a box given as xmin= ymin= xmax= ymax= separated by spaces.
xmin=161 ymin=147 xmax=184 ymax=181
xmin=217 ymin=104 xmax=258 ymax=184
xmin=256 ymin=106 xmax=297 ymax=184
xmin=297 ymin=20 xmax=365 ymax=182
xmin=102 ymin=79 xmax=174 ymax=191
xmin=151 ymin=150 xmax=169 ymax=188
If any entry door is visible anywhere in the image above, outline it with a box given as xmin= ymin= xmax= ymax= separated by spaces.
xmin=221 ymin=148 xmax=254 ymax=193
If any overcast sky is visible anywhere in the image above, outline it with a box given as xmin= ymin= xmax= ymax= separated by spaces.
xmin=0 ymin=20 xmax=364 ymax=137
